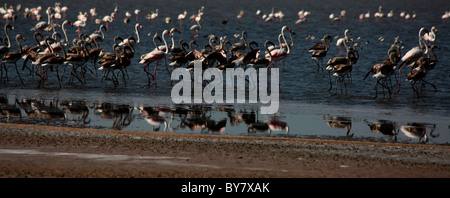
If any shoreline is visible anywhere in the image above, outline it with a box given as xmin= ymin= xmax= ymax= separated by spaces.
xmin=0 ymin=123 xmax=449 ymax=178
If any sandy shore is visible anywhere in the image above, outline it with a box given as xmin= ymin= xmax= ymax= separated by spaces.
xmin=0 ymin=122 xmax=449 ymax=178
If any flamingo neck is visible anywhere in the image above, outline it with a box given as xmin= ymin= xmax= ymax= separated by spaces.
xmin=281 ymin=29 xmax=290 ymax=54
xmin=16 ymin=37 xmax=23 ymax=53
xmin=162 ymin=32 xmax=169 ymax=54
xmin=170 ymin=35 xmax=175 ymax=50
xmin=62 ymin=23 xmax=69 ymax=47
xmin=5 ymin=26 xmax=11 ymax=48
xmin=152 ymin=35 xmax=158 ymax=49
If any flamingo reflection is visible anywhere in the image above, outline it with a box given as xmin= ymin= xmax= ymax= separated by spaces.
xmin=400 ymin=123 xmax=438 ymax=143
xmin=324 ymin=115 xmax=352 ymax=137
xmin=31 ymin=98 xmax=67 ymax=120
xmin=367 ymin=120 xmax=397 ymax=142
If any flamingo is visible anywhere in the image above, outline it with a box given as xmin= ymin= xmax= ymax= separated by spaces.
xmin=406 ymin=45 xmax=440 ymax=97
xmin=159 ymin=28 xmax=180 ymax=53
xmin=248 ymin=40 xmax=275 ymax=69
xmin=265 ymin=26 xmax=291 ymax=68
xmin=396 ymin=27 xmax=429 ymax=94
xmin=134 ymin=9 xmax=140 ymax=22
xmin=329 ymin=46 xmax=355 ymax=95
xmin=38 ymin=39 xmax=68 ymax=87
xmin=374 ymin=5 xmax=384 ymax=21
xmin=139 ymin=30 xmax=170 ymax=85
xmin=326 ymin=37 xmax=352 ymax=90
xmin=88 ymin=24 xmax=106 ymax=43
xmin=229 ymin=30 xmax=248 ymax=52
xmin=98 ymin=45 xmax=122 ymax=86
xmin=102 ymin=15 xmax=113 ymax=31
xmin=336 ymin=29 xmax=352 ymax=56
xmin=61 ymin=20 xmax=73 ymax=45
xmin=73 ymin=20 xmax=86 ymax=39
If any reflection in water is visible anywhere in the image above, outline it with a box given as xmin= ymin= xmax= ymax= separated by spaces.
xmin=247 ymin=114 xmax=289 ymax=134
xmin=400 ymin=123 xmax=439 ymax=143
xmin=31 ymin=99 xmax=67 ymax=120
xmin=367 ymin=120 xmax=398 ymax=142
xmin=0 ymin=95 xmax=21 ymax=120
xmin=0 ymin=94 xmax=448 ymax=145
xmin=323 ymin=115 xmax=352 ymax=137
xmin=137 ymin=106 xmax=169 ymax=132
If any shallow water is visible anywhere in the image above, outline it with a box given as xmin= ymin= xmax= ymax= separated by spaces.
xmin=1 ymin=0 xmax=449 ymax=145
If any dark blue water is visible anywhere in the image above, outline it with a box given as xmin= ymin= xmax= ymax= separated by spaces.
xmin=1 ymin=0 xmax=449 ymax=145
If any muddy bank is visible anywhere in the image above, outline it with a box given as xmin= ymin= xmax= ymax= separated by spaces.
xmin=0 ymin=123 xmax=449 ymax=178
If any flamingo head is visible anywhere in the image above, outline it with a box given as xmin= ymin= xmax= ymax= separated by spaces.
xmin=345 ymin=29 xmax=352 ymax=35
xmin=431 ymin=26 xmax=438 ymax=33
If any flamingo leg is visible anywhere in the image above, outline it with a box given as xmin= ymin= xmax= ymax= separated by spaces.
xmin=153 ymin=61 xmax=159 ymax=81
xmin=396 ymin=62 xmax=407 ymax=94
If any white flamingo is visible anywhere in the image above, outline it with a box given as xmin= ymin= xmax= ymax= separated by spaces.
xmin=139 ymin=30 xmax=170 ymax=85
xmin=336 ymin=29 xmax=352 ymax=56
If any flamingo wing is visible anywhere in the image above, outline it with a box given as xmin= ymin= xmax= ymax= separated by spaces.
xmin=401 ymin=47 xmax=424 ymax=62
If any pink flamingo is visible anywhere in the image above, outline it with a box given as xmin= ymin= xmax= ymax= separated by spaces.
xmin=73 ymin=20 xmax=86 ymax=39
xmin=139 ymin=30 xmax=171 ymax=85
xmin=396 ymin=27 xmax=429 ymax=94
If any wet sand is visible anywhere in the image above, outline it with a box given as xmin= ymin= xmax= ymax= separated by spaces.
xmin=0 ymin=122 xmax=449 ymax=178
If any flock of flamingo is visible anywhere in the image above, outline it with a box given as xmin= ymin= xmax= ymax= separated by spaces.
xmin=0 ymin=2 xmax=443 ymax=99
